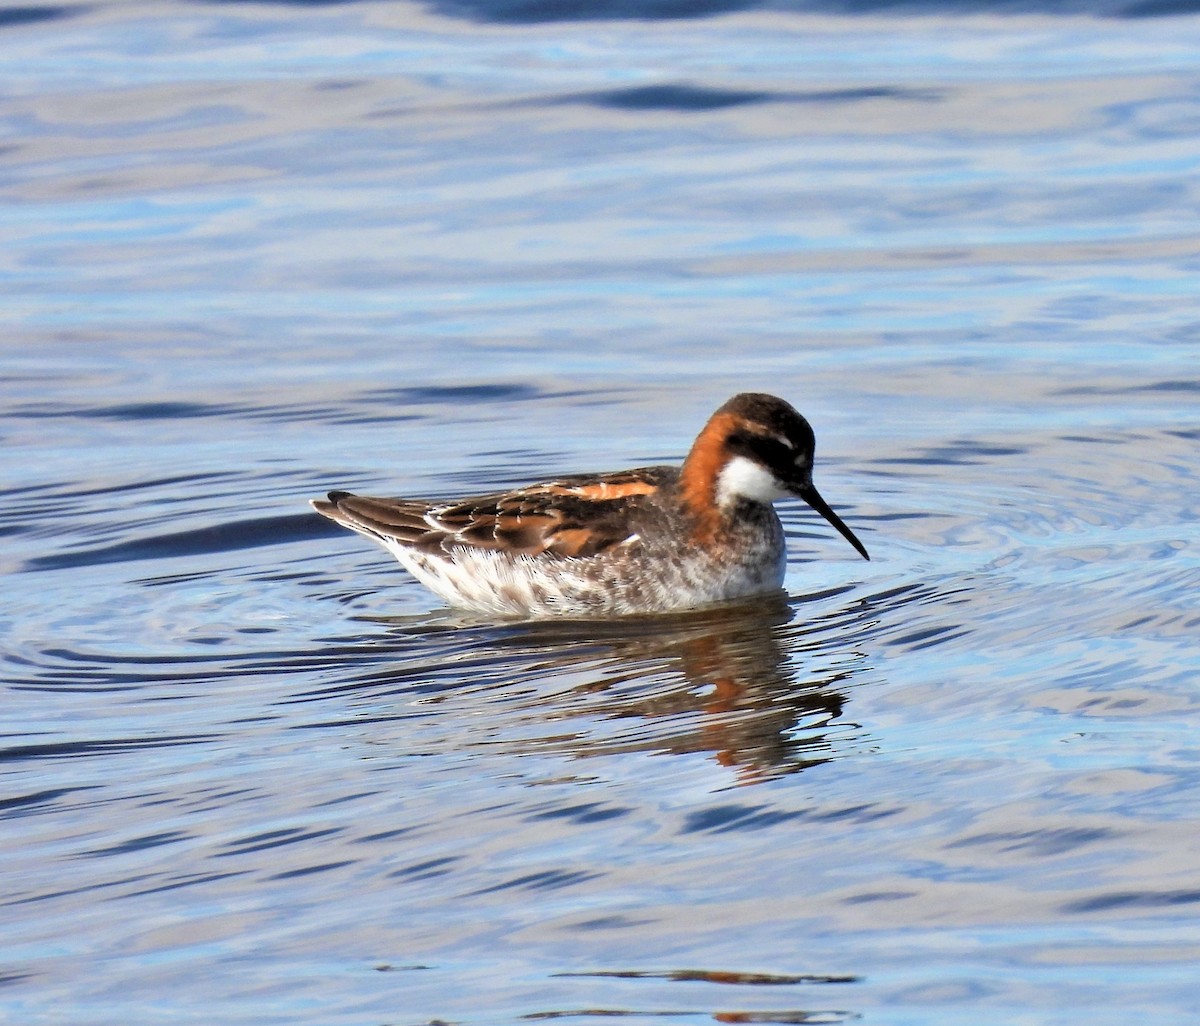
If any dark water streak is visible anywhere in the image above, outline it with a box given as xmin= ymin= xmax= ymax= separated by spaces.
xmin=200 ymin=0 xmax=1200 ymax=21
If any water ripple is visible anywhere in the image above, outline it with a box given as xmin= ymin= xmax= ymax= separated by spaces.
xmin=4 ymin=3 xmax=1200 ymax=1022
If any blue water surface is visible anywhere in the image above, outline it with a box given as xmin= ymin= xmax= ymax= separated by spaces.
xmin=2 ymin=1 xmax=1199 ymax=1023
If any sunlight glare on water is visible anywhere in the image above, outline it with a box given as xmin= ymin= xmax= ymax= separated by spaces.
xmin=2 ymin=0 xmax=1199 ymax=1023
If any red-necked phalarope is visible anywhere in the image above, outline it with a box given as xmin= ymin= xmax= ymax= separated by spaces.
xmin=311 ymin=392 xmax=870 ymax=617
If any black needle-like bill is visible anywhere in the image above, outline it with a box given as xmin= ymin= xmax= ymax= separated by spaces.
xmin=798 ymin=484 xmax=870 ymax=561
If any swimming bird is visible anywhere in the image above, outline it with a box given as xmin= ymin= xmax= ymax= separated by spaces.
xmin=311 ymin=392 xmax=869 ymax=617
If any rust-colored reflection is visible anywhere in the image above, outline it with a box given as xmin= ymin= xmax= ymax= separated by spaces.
xmin=360 ymin=591 xmax=869 ymax=783
xmin=542 ymin=967 xmax=860 ymax=1023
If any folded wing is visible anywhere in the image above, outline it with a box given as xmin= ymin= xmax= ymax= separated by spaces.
xmin=311 ymin=467 xmax=673 ymax=559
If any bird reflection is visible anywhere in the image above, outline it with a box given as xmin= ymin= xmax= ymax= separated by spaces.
xmin=508 ymin=594 xmax=854 ymax=782
xmin=351 ymin=590 xmax=866 ymax=784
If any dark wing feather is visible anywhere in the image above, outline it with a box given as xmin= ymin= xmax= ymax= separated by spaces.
xmin=311 ymin=491 xmax=445 ymax=546
xmin=311 ymin=467 xmax=675 ymax=558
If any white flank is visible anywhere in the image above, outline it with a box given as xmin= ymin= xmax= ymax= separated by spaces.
xmin=386 ymin=545 xmax=572 ymax=616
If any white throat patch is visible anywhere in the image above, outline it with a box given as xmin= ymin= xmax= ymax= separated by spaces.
xmin=716 ymin=455 xmax=789 ymax=506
